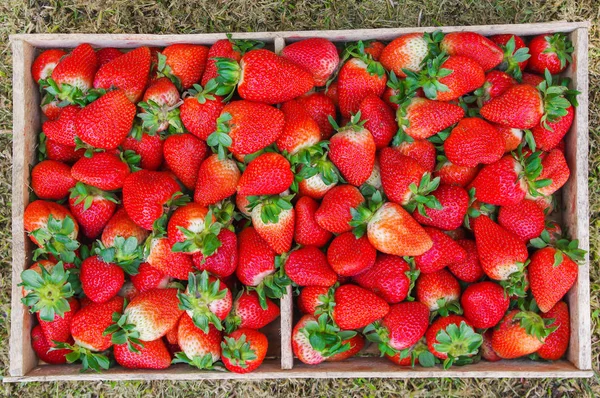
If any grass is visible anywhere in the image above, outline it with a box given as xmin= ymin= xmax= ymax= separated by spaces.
xmin=0 ymin=0 xmax=598 ymax=396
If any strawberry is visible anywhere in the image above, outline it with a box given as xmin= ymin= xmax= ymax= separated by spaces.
xmin=93 ymin=46 xmax=151 ymax=103
xmin=494 ymin=124 xmax=523 ymax=152
xmin=461 ymin=281 xmax=509 ymax=328
xmin=31 ymin=324 xmax=72 ymax=364
xmin=248 ymin=194 xmax=295 ymax=254
xmin=194 ymin=154 xmax=241 ymax=207
xmin=146 ymin=237 xmax=194 ymax=280
xmin=444 ymin=117 xmax=505 ymax=167
xmin=531 ymin=105 xmax=574 ymax=151
xmin=363 ymin=40 xmax=386 ymax=60
xmin=536 ymin=148 xmax=570 ymax=196
xmin=225 ymin=290 xmax=279 ymax=333
xmin=338 ymin=54 xmax=387 ymax=118
xmin=163 ymin=133 xmax=209 ymax=190
xmin=158 ymin=44 xmax=209 ymax=89
xmin=440 ymin=32 xmax=504 ymax=71
xmin=166 ymin=202 xmax=214 ymax=253
xmin=31 ymin=159 xmax=76 ymax=200
xmin=405 ymin=55 xmax=485 ymax=102
xmin=294 ymin=143 xmax=341 ymax=199
xmin=122 ymin=170 xmax=183 ymax=230
xmin=178 ymin=271 xmax=232 ymax=333
xmin=101 ymin=207 xmax=149 ymax=248
xmin=416 ymin=269 xmax=461 ymax=315
xmin=475 ymin=70 xmax=517 ymax=105
xmin=179 ymin=83 xmax=225 ymax=141
xmin=326 ymin=333 xmax=366 ymax=361
xmin=415 ymin=227 xmax=466 ymax=274
xmin=36 ymin=297 xmax=79 ymax=344
xmin=113 ymin=338 xmax=171 ymax=369
xmin=489 ymin=35 xmax=530 ymax=79
xmin=237 ymin=153 xmax=294 ymax=196
xmin=327 ymin=232 xmax=377 ymax=276
xmin=121 ymin=131 xmax=164 ymax=171
xmin=202 ymin=37 xmax=263 ymax=86
xmin=23 ymin=200 xmax=80 ymax=263
xmin=47 ymin=43 xmax=99 ymax=104
xmin=522 ymin=72 xmax=545 ymax=86
xmin=379 ymin=147 xmax=429 ymax=205
xmin=480 ymin=84 xmax=543 ymax=129
xmin=321 ymin=284 xmax=390 ymax=329
xmin=491 ymin=310 xmax=555 ymax=359
xmin=76 ymin=90 xmax=136 ymax=150
xmin=281 ymin=38 xmax=339 ymax=86
xmin=364 ymin=301 xmax=430 ymax=354
xmin=215 ymin=49 xmax=314 ymax=104
xmin=328 ymin=113 xmax=376 ymax=186
xmin=175 ymin=313 xmax=222 ymax=369
xmin=379 ymin=32 xmax=433 ymax=77
xmin=285 ymin=246 xmax=337 ymax=287
xmin=130 ymin=262 xmax=169 ymax=293
xmin=527 ymin=33 xmax=573 ymax=75
xmin=138 ymin=77 xmax=182 ymax=134
xmin=385 ymin=340 xmax=432 ymax=367
xmin=71 ymin=151 xmax=131 ymax=191
xmin=498 ymin=199 xmax=545 ymax=242
xmin=472 ymin=215 xmax=529 ymax=281
xmin=397 ymin=97 xmax=465 ymax=140
xmin=277 ymin=100 xmax=321 ymax=155
xmin=425 ymin=315 xmax=482 ymax=368
xmin=41 ymin=101 xmax=62 ymax=120
xmin=96 ymin=47 xmax=123 ymax=66
xmin=41 ymin=135 xmax=85 ymax=163
xmin=447 ymin=239 xmax=484 ymax=283
xmin=80 ymin=253 xmax=126 ymax=303
xmin=353 ymin=254 xmax=413 ymax=304
xmin=68 ymin=183 xmax=118 ymax=239
xmin=296 ymin=92 xmax=337 ymax=139
xmin=528 ymin=240 xmax=584 ymax=313
xmin=221 ymin=328 xmax=268 ymax=373
xmin=32 ymin=49 xmax=66 ymax=83
xmin=292 ymin=314 xmax=357 ymax=365
xmin=434 ymin=159 xmax=480 ymax=188
xmin=208 ymin=100 xmax=285 ymax=158
xmin=314 ymin=185 xmax=364 ymax=234
xmin=294 ymin=196 xmax=332 ymax=248
xmin=42 ymin=105 xmax=79 ymax=147
xmin=358 ymin=94 xmax=396 ymax=149
xmin=298 ymin=286 xmax=329 ymax=315
xmin=480 ymin=329 xmax=502 ymax=362
xmin=537 ymin=301 xmax=569 ymax=360
xmin=412 ymin=184 xmax=469 ymax=230
xmin=394 ymin=137 xmax=436 ymax=172
xmin=192 ymin=228 xmax=238 ymax=278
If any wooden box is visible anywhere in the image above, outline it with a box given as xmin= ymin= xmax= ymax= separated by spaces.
xmin=7 ymin=21 xmax=592 ymax=381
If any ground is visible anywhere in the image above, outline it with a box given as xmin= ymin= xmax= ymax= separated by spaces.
xmin=0 ymin=0 xmax=598 ymax=396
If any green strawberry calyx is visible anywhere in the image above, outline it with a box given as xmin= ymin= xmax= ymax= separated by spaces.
xmin=433 ymin=297 xmax=463 ymax=319
xmin=221 ymin=332 xmax=257 ymax=369
xmin=39 ymin=77 xmax=104 ymax=108
xmin=171 ymin=208 xmax=224 ymax=257
xmin=207 ymin=112 xmax=234 ymax=160
xmin=543 ymin=33 xmax=574 ymax=69
xmin=512 ymin=145 xmax=552 ymax=198
xmin=246 ymin=194 xmax=294 ymax=225
xmin=399 ymin=340 xmax=436 ymax=368
xmin=213 ymin=57 xmax=242 ymax=100
xmin=70 ymin=182 xmax=120 ymax=211
xmin=513 ymin=310 xmax=557 ymax=342
xmin=363 ymin=320 xmax=398 ymax=357
xmin=343 ymin=41 xmax=387 ymax=78
xmin=249 ymin=255 xmax=291 ymax=310
xmin=137 ymin=98 xmax=183 ymax=136
xmin=404 ymin=53 xmax=452 ymax=100
xmin=31 ymin=214 xmax=80 ymax=264
xmin=404 ymin=172 xmax=442 ymax=218
xmin=95 ymin=236 xmax=144 ymax=275
xmin=349 ymin=189 xmax=385 ymax=239
xmin=178 ymin=271 xmax=228 ymax=333
xmin=172 ymin=352 xmax=224 ymax=370
xmin=499 ymin=260 xmax=529 ymax=298
xmin=433 ymin=321 xmax=483 ymax=370
xmin=496 ymin=36 xmax=531 ymax=81
xmin=539 ymin=69 xmax=579 ymax=130
xmin=301 ymin=314 xmax=357 ymax=358
xmin=20 ymin=261 xmax=74 ymax=322
xmin=51 ymin=341 xmax=111 ymax=372
xmin=463 ymin=187 xmax=497 ymax=229
xmin=530 ymin=230 xmax=587 ymax=266
xmin=290 ymin=141 xmax=342 ymax=192
xmin=156 ymin=52 xmax=183 ymax=91
xmin=103 ymin=309 xmax=144 ymax=354
xmin=226 ymin=33 xmax=265 ymax=55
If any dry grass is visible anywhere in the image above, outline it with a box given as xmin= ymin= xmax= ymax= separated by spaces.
xmin=0 ymin=0 xmax=599 ymax=396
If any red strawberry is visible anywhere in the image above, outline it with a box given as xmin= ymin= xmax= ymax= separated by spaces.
xmin=327 ymin=232 xmax=377 ymax=276
xmin=414 ymin=227 xmax=466 ymax=274
xmin=358 ymin=94 xmax=396 ymax=149
xmin=68 ymin=183 xmax=117 ymax=238
xmin=158 ymin=44 xmax=209 ymax=89
xmin=522 ymin=72 xmax=545 ymax=86
xmin=328 ymin=114 xmax=376 ymax=186
xmin=481 ymin=329 xmax=502 ymax=362
xmin=338 ymin=57 xmax=387 ymax=118
xmin=480 ymin=84 xmax=545 ymax=129
xmin=447 ymin=239 xmax=484 ymax=283
xmin=176 ymin=313 xmax=222 ymax=369
xmin=379 ymin=148 xmax=428 ymax=205
xmin=461 ymin=281 xmax=510 ymax=328
xmin=101 ymin=208 xmax=149 ymax=248
xmin=537 ymin=301 xmax=570 ymax=360
xmin=494 ymin=124 xmax=523 ymax=152
xmin=96 ymin=47 xmax=123 ymax=66
xmin=379 ymin=33 xmax=431 ymax=77
xmin=531 ymin=105 xmax=574 ymax=151
xmin=444 ymin=118 xmax=505 ymax=167
xmin=166 ymin=202 xmax=214 ymax=252
xmin=478 ymin=71 xmax=517 ymax=104
xmin=416 ymin=269 xmax=461 ymax=314
xmin=297 ymin=92 xmax=337 ymax=139
xmin=237 ymin=153 xmax=293 ymax=196
xmin=192 ymin=228 xmax=238 ymax=278
xmin=249 ymin=195 xmax=295 ymax=254
xmin=163 ymin=133 xmax=208 ymax=190
xmin=425 ymin=315 xmax=481 ymax=367
xmin=397 ymin=97 xmax=465 ymax=140
xmin=71 ymin=151 xmax=130 ymax=191
xmin=527 ymin=33 xmax=573 ymax=75
xmin=70 ymin=295 xmax=125 ymax=352
xmin=294 ymin=196 xmax=333 ymax=248
xmin=325 ymin=81 xmax=339 ymax=107
xmin=285 ymin=246 xmax=337 ymax=287
xmin=31 ymin=325 xmax=71 ymax=364
xmin=76 ymin=90 xmax=136 ymax=150
xmin=472 ymin=215 xmax=529 ymax=281
xmin=122 ymin=170 xmax=182 ymax=230
xmin=277 ymin=99 xmax=321 ymax=155
xmin=80 ymin=255 xmax=125 ymax=303
xmin=202 ymin=38 xmax=260 ymax=86
xmin=225 ymin=290 xmax=280 ymax=333
xmin=298 ymin=286 xmax=329 ymax=315
xmin=281 ymin=38 xmax=339 ymax=86
xmin=93 ymin=46 xmax=151 ymax=102
xmin=31 ymin=159 xmax=76 ymax=200
xmin=434 ymin=160 xmax=480 ymax=188
xmin=326 ymin=333 xmax=365 ymax=362
xmin=113 ymin=338 xmax=171 ymax=369
xmin=394 ymin=138 xmax=436 ymax=172
xmin=468 ymin=155 xmax=528 ymax=206
xmin=491 ymin=310 xmax=554 ymax=359
xmin=441 ymin=32 xmax=503 ymax=71
xmin=489 ymin=34 xmax=530 ymax=77
xmin=138 ymin=77 xmax=182 ymax=134
xmin=536 ymin=148 xmax=570 ymax=196
xmin=37 ymin=297 xmax=80 ymax=345
xmin=314 ymin=185 xmax=364 ymax=234
xmin=222 ymin=328 xmax=268 ymax=373
xmin=42 ymin=137 xmax=85 ymax=163
xmin=363 ymin=41 xmax=385 ymax=60
xmin=121 ymin=131 xmax=164 ymax=171
xmin=194 ymin=154 xmax=241 ymax=206
xmin=412 ymin=184 xmax=469 ymax=230
xmin=42 ymin=105 xmax=79 ymax=147
xmin=146 ymin=237 xmax=194 ymax=279
xmin=32 ymin=49 xmax=66 ymax=82
xmin=324 ymin=284 xmax=390 ymax=329
xmin=130 ymin=262 xmax=169 ymax=293
xmin=353 ymin=254 xmax=412 ymax=304
xmin=498 ymin=199 xmax=545 ymax=242
xmin=50 ymin=43 xmax=98 ymax=94
xmin=41 ymin=101 xmax=62 ymax=120
xmin=179 ymin=85 xmax=225 ymax=141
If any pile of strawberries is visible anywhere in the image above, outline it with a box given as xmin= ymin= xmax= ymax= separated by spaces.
xmin=22 ymin=29 xmax=583 ymax=373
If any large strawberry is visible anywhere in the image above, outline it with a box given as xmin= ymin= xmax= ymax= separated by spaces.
xmin=425 ymin=315 xmax=482 ymax=369
xmin=31 ymin=324 xmax=71 ymax=364
xmin=101 ymin=207 xmax=149 ymax=248
xmin=194 ymin=154 xmax=241 ymax=207
xmin=415 ymin=269 xmax=461 ymax=315
xmin=314 ymin=185 xmax=364 ymax=234
xmin=71 ymin=151 xmax=131 ymax=191
xmin=137 ymin=77 xmax=182 ymax=134
xmin=379 ymin=147 xmax=433 ymax=206
xmin=32 ymin=49 xmax=66 ymax=83
xmin=249 ymin=195 xmax=295 ymax=254
xmin=46 ymin=43 xmax=99 ymax=105
xmin=281 ymin=38 xmax=339 ymax=86
xmin=93 ymin=46 xmax=151 ymax=102
xmin=285 ymin=246 xmax=337 ymax=287
xmin=489 ymin=34 xmax=530 ymax=79
xmin=68 ymin=182 xmax=118 ymax=239
xmin=192 ymin=228 xmax=238 ymax=278
xmin=536 ymin=148 xmax=570 ymax=196
xmin=166 ymin=202 xmax=216 ymax=254
xmin=379 ymin=32 xmax=436 ymax=77
xmin=412 ymin=184 xmax=469 ymax=231
xmin=146 ymin=237 xmax=194 ymax=280
xmin=440 ymin=32 xmax=504 ymax=71
xmin=163 ymin=133 xmax=209 ymax=190
xmin=121 ymin=130 xmax=164 ymax=171
xmin=353 ymin=254 xmax=414 ymax=304
xmin=527 ymin=33 xmax=573 ymax=75
xmin=237 ymin=152 xmax=294 ymax=196
xmin=113 ymin=338 xmax=171 ymax=370
xmin=42 ymin=105 xmax=79 ymax=146
xmin=447 ymin=239 xmax=484 ymax=283
xmin=318 ymin=284 xmax=390 ymax=330
xmin=497 ymin=199 xmax=545 ymax=242
xmin=461 ymin=281 xmax=509 ymax=328
xmin=157 ymin=44 xmax=209 ymax=89
xmin=394 ymin=136 xmax=436 ymax=172
xmin=31 ymin=159 xmax=76 ymax=200
xmin=444 ymin=118 xmax=505 ymax=167
xmin=491 ymin=310 xmax=555 ymax=359
xmin=531 ymin=105 xmax=574 ymax=151
xmin=357 ymin=94 xmax=396 ymax=149
xmin=225 ymin=290 xmax=280 ymax=333
xmin=397 ymin=97 xmax=465 ymax=140
xmin=221 ymin=328 xmax=268 ymax=373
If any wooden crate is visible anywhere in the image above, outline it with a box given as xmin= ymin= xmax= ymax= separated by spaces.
xmin=7 ymin=20 xmax=592 ymax=382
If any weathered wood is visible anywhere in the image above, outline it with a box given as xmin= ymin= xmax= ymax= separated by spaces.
xmin=280 ymin=285 xmax=294 ymax=370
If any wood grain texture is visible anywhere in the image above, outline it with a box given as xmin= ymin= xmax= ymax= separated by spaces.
xmin=280 ymin=285 xmax=294 ymax=370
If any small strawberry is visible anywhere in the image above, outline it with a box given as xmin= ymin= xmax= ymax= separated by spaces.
xmin=447 ymin=239 xmax=484 ymax=283
xmin=157 ymin=44 xmax=209 ymax=90
xmin=537 ymin=301 xmax=570 ymax=360
xmin=444 ymin=118 xmax=505 ymax=167
xmin=137 ymin=77 xmax=183 ymax=134
xmin=130 ymin=262 xmax=169 ymax=293
xmin=489 ymin=35 xmax=530 ymax=80
xmin=353 ymin=254 xmax=414 ymax=304
xmin=527 ymin=33 xmax=573 ymax=75
xmin=121 ymin=130 xmax=164 ymax=171
xmin=146 ymin=237 xmax=194 ymax=280
xmin=393 ymin=136 xmax=436 ymax=172
xmin=298 ymin=286 xmax=329 ymax=315
xmin=327 ymin=232 xmax=377 ymax=276
xmin=277 ymin=99 xmax=322 ymax=155
xmin=281 ymin=38 xmax=339 ymax=86
xmin=440 ymin=32 xmax=504 ymax=71
xmin=32 ymin=49 xmax=67 ymax=83
xmin=385 ymin=340 xmax=432 ymax=367
xmin=480 ymin=329 xmax=502 ymax=362
xmin=101 ymin=207 xmax=149 ymax=248
xmin=96 ymin=47 xmax=123 ymax=66
xmin=192 ymin=228 xmax=238 ymax=278
xmin=461 ymin=281 xmax=510 ymax=328
xmin=363 ymin=40 xmax=386 ymax=60
xmin=285 ymin=246 xmax=337 ymax=287
xmin=80 ymin=252 xmax=129 ymax=304
xmin=379 ymin=32 xmax=436 ymax=77
xmin=531 ymin=105 xmax=574 ymax=151
xmin=294 ymin=143 xmax=341 ymax=200
xmin=40 ymin=135 xmax=85 ymax=164
xmin=472 ymin=70 xmax=517 ymax=106
xmin=536 ymin=148 xmax=570 ymax=196
xmin=412 ymin=184 xmax=469 ymax=231
xmin=414 ymin=227 xmax=466 ymax=274
xmin=491 ymin=310 xmax=555 ymax=359
xmin=179 ymin=82 xmax=225 ymax=141
xmin=498 ymin=199 xmax=545 ymax=242
xmin=416 ymin=269 xmax=462 ymax=315
xmin=249 ymin=195 xmax=295 ymax=254
xmin=194 ymin=154 xmax=241 ymax=207
xmin=225 ymin=290 xmax=280 ymax=333
xmin=425 ymin=315 xmax=482 ymax=368
xmin=36 ymin=297 xmax=79 ymax=346
xmin=296 ymin=92 xmax=337 ymax=139
xmin=93 ymin=46 xmax=151 ymax=102
xmin=163 ymin=133 xmax=209 ymax=190
xmin=221 ymin=328 xmax=268 ymax=373
xmin=397 ymin=97 xmax=465 ymax=140
xmin=294 ymin=196 xmax=333 ymax=248
xmin=31 ymin=324 xmax=72 ymax=364
xmin=434 ymin=159 xmax=480 ymax=188
xmin=68 ymin=182 xmax=118 ymax=239
xmin=113 ymin=338 xmax=171 ymax=369
xmin=319 ymin=284 xmax=390 ymax=330
xmin=42 ymin=104 xmax=79 ymax=147
xmin=522 ymin=72 xmax=545 ymax=86
xmin=166 ymin=202 xmax=216 ymax=254
xmin=237 ymin=152 xmax=294 ymax=196
xmin=358 ymin=94 xmax=396 ymax=149
xmin=31 ymin=159 xmax=76 ymax=200
xmin=314 ymin=185 xmax=364 ymax=234
xmin=292 ymin=314 xmax=357 ymax=365
xmin=201 ymin=37 xmax=263 ymax=86
xmin=174 ymin=313 xmax=222 ymax=369
xmin=71 ymin=151 xmax=131 ymax=191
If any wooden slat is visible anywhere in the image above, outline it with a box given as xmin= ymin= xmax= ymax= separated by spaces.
xmin=279 ymin=285 xmax=294 ymax=370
